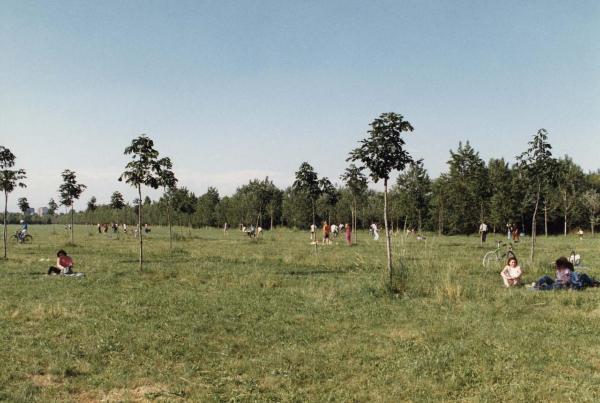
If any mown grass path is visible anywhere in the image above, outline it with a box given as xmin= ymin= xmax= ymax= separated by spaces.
xmin=2 ymin=225 xmax=600 ymax=401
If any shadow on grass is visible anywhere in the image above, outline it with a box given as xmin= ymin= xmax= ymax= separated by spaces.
xmin=283 ymin=270 xmax=349 ymax=276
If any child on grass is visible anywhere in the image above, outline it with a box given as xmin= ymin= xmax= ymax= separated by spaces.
xmin=500 ymin=256 xmax=522 ymax=287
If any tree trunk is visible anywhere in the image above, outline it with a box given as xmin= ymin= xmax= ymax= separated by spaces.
xmin=591 ymin=218 xmax=595 ymax=237
xmin=417 ymin=209 xmax=422 ymax=233
xmin=544 ymin=203 xmax=548 ymax=237
xmin=3 ymin=192 xmax=7 ymax=259
xmin=564 ymin=212 xmax=568 ymax=236
xmin=384 ymin=179 xmax=393 ymax=287
xmin=168 ymin=201 xmax=172 ymax=253
xmin=138 ymin=185 xmax=143 ymax=272
xmin=530 ymin=185 xmax=540 ymax=263
xmin=70 ymin=206 xmax=74 ymax=243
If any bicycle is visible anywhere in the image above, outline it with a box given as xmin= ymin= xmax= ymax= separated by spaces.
xmin=482 ymin=240 xmax=516 ymax=268
xmin=11 ymin=230 xmax=33 ymax=244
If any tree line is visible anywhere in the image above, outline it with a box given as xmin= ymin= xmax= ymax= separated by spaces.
xmin=3 ymin=138 xmax=600 ymax=238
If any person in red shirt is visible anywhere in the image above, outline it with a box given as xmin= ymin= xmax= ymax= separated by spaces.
xmin=47 ymin=249 xmax=74 ymax=275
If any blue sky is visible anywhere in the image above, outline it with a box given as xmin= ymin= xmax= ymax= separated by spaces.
xmin=1 ymin=0 xmax=599 ymax=211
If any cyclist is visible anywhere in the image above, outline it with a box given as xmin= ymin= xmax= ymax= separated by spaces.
xmin=18 ymin=220 xmax=28 ymax=241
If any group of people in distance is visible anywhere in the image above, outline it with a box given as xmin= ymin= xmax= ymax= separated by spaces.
xmin=96 ymin=222 xmax=150 ymax=236
xmin=310 ymin=222 xmax=353 ymax=245
xmin=500 ymin=255 xmax=599 ymax=290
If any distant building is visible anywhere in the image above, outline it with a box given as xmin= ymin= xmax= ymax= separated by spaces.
xmin=26 ymin=207 xmax=35 ymax=215
xmin=37 ymin=207 xmax=49 ymax=216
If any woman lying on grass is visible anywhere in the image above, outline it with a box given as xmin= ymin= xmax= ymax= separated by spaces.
xmin=500 ymin=256 xmax=522 ymax=287
xmin=47 ymin=249 xmax=73 ymax=275
xmin=532 ymin=256 xmax=599 ymax=290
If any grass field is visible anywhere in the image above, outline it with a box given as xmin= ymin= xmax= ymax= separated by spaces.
xmin=2 ymin=224 xmax=600 ymax=401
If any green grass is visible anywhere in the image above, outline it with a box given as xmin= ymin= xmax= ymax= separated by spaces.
xmin=2 ymin=225 xmax=600 ymax=401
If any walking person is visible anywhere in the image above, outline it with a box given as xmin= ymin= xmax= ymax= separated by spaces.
xmin=345 ymin=223 xmax=352 ymax=246
xmin=479 ymin=221 xmax=488 ymax=244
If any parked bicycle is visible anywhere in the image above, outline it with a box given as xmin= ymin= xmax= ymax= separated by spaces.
xmin=11 ymin=230 xmax=32 ymax=244
xmin=482 ymin=240 xmax=516 ymax=268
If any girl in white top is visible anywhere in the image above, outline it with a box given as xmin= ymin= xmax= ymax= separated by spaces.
xmin=500 ymin=257 xmax=522 ymax=287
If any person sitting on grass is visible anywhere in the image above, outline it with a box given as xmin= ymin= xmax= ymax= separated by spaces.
xmin=533 ymin=256 xmax=598 ymax=290
xmin=47 ymin=249 xmax=74 ymax=275
xmin=500 ymin=256 xmax=522 ymax=288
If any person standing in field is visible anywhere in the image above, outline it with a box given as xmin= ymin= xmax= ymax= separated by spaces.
xmin=512 ymin=225 xmax=520 ymax=242
xmin=500 ymin=256 xmax=522 ymax=287
xmin=345 ymin=223 xmax=352 ymax=245
xmin=371 ymin=223 xmax=379 ymax=241
xmin=479 ymin=221 xmax=488 ymax=244
xmin=322 ymin=221 xmax=331 ymax=245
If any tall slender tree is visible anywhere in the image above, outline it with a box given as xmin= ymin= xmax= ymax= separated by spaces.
xmin=292 ymin=162 xmax=321 ymax=227
xmin=394 ymin=160 xmax=431 ymax=232
xmin=87 ymin=196 xmax=97 ymax=212
xmin=119 ymin=135 xmax=162 ymax=271
xmin=555 ymin=156 xmax=585 ymax=236
xmin=0 ymin=146 xmax=27 ymax=259
xmin=156 ymin=157 xmax=177 ymax=251
xmin=110 ymin=191 xmax=126 ymax=226
xmin=348 ymin=112 xmax=414 ymax=289
xmin=582 ymin=190 xmax=600 ymax=236
xmin=58 ymin=169 xmax=87 ymax=243
xmin=340 ymin=164 xmax=368 ymax=244
xmin=47 ymin=198 xmax=58 ymax=216
xmin=516 ymin=129 xmax=555 ymax=262
xmin=17 ymin=197 xmax=30 ymax=218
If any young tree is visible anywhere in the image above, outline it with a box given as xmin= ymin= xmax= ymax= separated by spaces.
xmin=317 ymin=177 xmax=338 ymax=224
xmin=171 ymin=187 xmax=197 ymax=234
xmin=487 ymin=158 xmax=514 ymax=233
xmin=555 ymin=156 xmax=585 ymax=236
xmin=58 ymin=169 xmax=87 ymax=243
xmin=119 ymin=135 xmax=162 ymax=271
xmin=196 ymin=187 xmax=219 ymax=227
xmin=17 ymin=197 xmax=30 ymax=217
xmin=110 ymin=191 xmax=126 ymax=225
xmin=444 ymin=141 xmax=489 ymax=234
xmin=340 ymin=164 xmax=368 ymax=244
xmin=516 ymin=129 xmax=555 ymax=262
xmin=48 ymin=198 xmax=58 ymax=216
xmin=348 ymin=112 xmax=415 ymax=289
xmin=155 ymin=158 xmax=177 ymax=250
xmin=292 ymin=162 xmax=321 ymax=227
xmin=394 ymin=160 xmax=431 ymax=232
xmin=87 ymin=196 xmax=97 ymax=212
xmin=582 ymin=190 xmax=600 ymax=236
xmin=0 ymin=146 xmax=27 ymax=259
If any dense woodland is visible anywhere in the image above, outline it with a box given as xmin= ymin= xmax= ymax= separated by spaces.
xmin=7 ymin=141 xmax=600 ymax=236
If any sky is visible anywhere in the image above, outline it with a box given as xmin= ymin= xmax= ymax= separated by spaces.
xmin=1 ymin=0 xmax=599 ymax=212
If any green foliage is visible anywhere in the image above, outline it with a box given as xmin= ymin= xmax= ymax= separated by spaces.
xmin=86 ymin=196 xmax=97 ymax=212
xmin=393 ymin=160 xmax=431 ymax=231
xmin=0 ymin=146 xmax=27 ymax=259
xmin=17 ymin=197 xmax=30 ymax=215
xmin=58 ymin=169 xmax=87 ymax=209
xmin=347 ymin=112 xmax=414 ymax=183
xmin=109 ymin=191 xmax=125 ymax=210
xmin=443 ymin=141 xmax=488 ymax=234
xmin=47 ymin=198 xmax=58 ymax=216
xmin=58 ymin=169 xmax=87 ymax=243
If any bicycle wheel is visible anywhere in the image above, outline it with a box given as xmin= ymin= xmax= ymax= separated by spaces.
xmin=22 ymin=235 xmax=32 ymax=244
xmin=483 ymin=251 xmax=500 ymax=268
xmin=11 ymin=234 xmax=18 ymax=243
